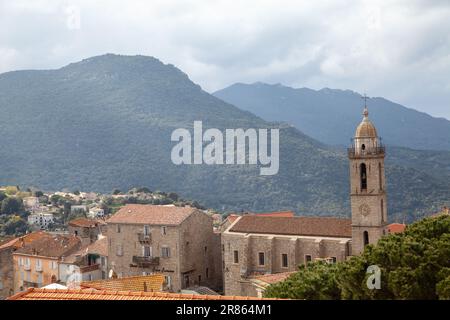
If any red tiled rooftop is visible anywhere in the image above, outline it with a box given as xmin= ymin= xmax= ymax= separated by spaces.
xmin=229 ymin=215 xmax=352 ymax=238
xmin=250 ymin=272 xmax=295 ymax=285
xmin=252 ymin=211 xmax=295 ymax=218
xmin=85 ymin=237 xmax=108 ymax=256
xmin=7 ymin=288 xmax=278 ymax=300
xmin=81 ymin=274 xmax=165 ymax=292
xmin=387 ymin=223 xmax=406 ymax=234
xmin=0 ymin=232 xmax=47 ymax=251
xmin=14 ymin=234 xmax=81 ymax=258
xmin=106 ymin=204 xmax=197 ymax=225
xmin=68 ymin=218 xmax=105 ymax=228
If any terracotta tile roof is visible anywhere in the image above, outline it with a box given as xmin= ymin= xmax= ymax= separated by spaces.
xmin=106 ymin=204 xmax=197 ymax=225
xmin=387 ymin=223 xmax=406 ymax=234
xmin=81 ymin=274 xmax=165 ymax=292
xmin=250 ymin=272 xmax=295 ymax=285
xmin=7 ymin=288 xmax=277 ymax=300
xmin=0 ymin=231 xmax=47 ymax=251
xmin=229 ymin=215 xmax=352 ymax=238
xmin=252 ymin=211 xmax=295 ymax=217
xmin=85 ymin=237 xmax=108 ymax=256
xmin=14 ymin=234 xmax=82 ymax=258
xmin=68 ymin=218 xmax=105 ymax=228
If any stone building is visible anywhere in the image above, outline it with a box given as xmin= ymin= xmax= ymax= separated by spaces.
xmin=106 ymin=204 xmax=222 ymax=293
xmin=68 ymin=218 xmax=107 ymax=246
xmin=222 ymin=215 xmax=352 ymax=296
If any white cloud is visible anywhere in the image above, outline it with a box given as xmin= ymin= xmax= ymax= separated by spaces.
xmin=0 ymin=0 xmax=449 ymax=118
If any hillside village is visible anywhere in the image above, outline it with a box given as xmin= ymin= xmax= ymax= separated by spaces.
xmin=1 ymin=107 xmax=449 ymax=300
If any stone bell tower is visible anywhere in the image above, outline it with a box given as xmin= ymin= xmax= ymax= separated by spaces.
xmin=349 ymin=99 xmax=388 ymax=255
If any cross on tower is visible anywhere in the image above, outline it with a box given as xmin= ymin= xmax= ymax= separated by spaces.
xmin=362 ymin=93 xmax=369 ymax=107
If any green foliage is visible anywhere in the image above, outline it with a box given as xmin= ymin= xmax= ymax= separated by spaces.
xmin=265 ymin=215 xmax=450 ymax=300
xmin=265 ymin=262 xmax=341 ymax=300
xmin=2 ymin=215 xmax=29 ymax=235
xmin=0 ymin=191 xmax=6 ymax=202
xmin=1 ymin=197 xmax=24 ymax=215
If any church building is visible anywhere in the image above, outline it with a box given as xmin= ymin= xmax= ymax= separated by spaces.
xmin=221 ymin=102 xmax=389 ymax=296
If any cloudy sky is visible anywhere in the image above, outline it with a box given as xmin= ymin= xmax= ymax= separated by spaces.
xmin=1 ymin=0 xmax=449 ymax=119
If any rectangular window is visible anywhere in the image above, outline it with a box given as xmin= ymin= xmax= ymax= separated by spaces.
xmin=161 ymin=247 xmax=171 ymax=258
xmin=37 ymin=273 xmax=43 ymax=285
xmin=161 ymin=226 xmax=167 ymax=235
xmin=144 ymin=225 xmax=150 ymax=236
xmin=116 ymin=224 xmax=121 ymax=233
xmin=101 ymin=257 xmax=106 ymax=266
xmin=165 ymin=275 xmax=172 ymax=289
xmin=305 ymin=255 xmax=312 ymax=263
xmin=282 ymin=254 xmax=288 ymax=268
xmin=233 ymin=250 xmax=239 ymax=264
xmin=206 ymin=268 xmax=209 ymax=279
xmin=36 ymin=259 xmax=41 ymax=267
xmin=116 ymin=244 xmax=123 ymax=256
xmin=52 ymin=261 xmax=57 ymax=270
xmin=143 ymin=245 xmax=151 ymax=257
xmin=332 ymin=257 xmax=337 ymax=264
xmin=258 ymin=252 xmax=265 ymax=266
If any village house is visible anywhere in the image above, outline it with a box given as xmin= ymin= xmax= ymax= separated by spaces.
xmin=59 ymin=236 xmax=108 ymax=285
xmin=106 ymin=204 xmax=222 ymax=292
xmin=68 ymin=218 xmax=107 ymax=246
xmin=22 ymin=196 xmax=40 ymax=213
xmin=0 ymin=232 xmax=46 ymax=299
xmin=27 ymin=212 xmax=54 ymax=230
xmin=12 ymin=234 xmax=82 ymax=293
xmin=87 ymin=207 xmax=105 ymax=219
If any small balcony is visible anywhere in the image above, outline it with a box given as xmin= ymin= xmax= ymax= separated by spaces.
xmin=22 ymin=280 xmax=39 ymax=288
xmin=23 ymin=264 xmax=31 ymax=271
xmin=132 ymin=256 xmax=159 ymax=267
xmin=138 ymin=233 xmax=152 ymax=244
xmin=35 ymin=265 xmax=43 ymax=272
xmin=80 ymin=264 xmax=100 ymax=273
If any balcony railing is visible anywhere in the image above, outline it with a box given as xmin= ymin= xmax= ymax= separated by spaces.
xmin=23 ymin=264 xmax=31 ymax=271
xmin=35 ymin=265 xmax=43 ymax=272
xmin=138 ymin=233 xmax=152 ymax=244
xmin=348 ymin=146 xmax=385 ymax=158
xmin=132 ymin=256 xmax=159 ymax=267
xmin=22 ymin=280 xmax=39 ymax=288
xmin=80 ymin=264 xmax=100 ymax=273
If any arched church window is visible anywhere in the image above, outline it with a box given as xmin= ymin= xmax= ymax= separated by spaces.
xmin=363 ymin=231 xmax=369 ymax=247
xmin=361 ymin=144 xmax=366 ymax=151
xmin=360 ymin=163 xmax=367 ymax=190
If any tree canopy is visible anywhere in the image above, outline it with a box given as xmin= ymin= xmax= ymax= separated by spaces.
xmin=265 ymin=214 xmax=450 ymax=300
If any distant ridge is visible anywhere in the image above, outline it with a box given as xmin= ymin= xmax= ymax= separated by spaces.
xmin=213 ymin=82 xmax=450 ymax=150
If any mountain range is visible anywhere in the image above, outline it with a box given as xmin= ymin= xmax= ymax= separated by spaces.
xmin=213 ymin=82 xmax=450 ymax=150
xmin=0 ymin=54 xmax=449 ymax=222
